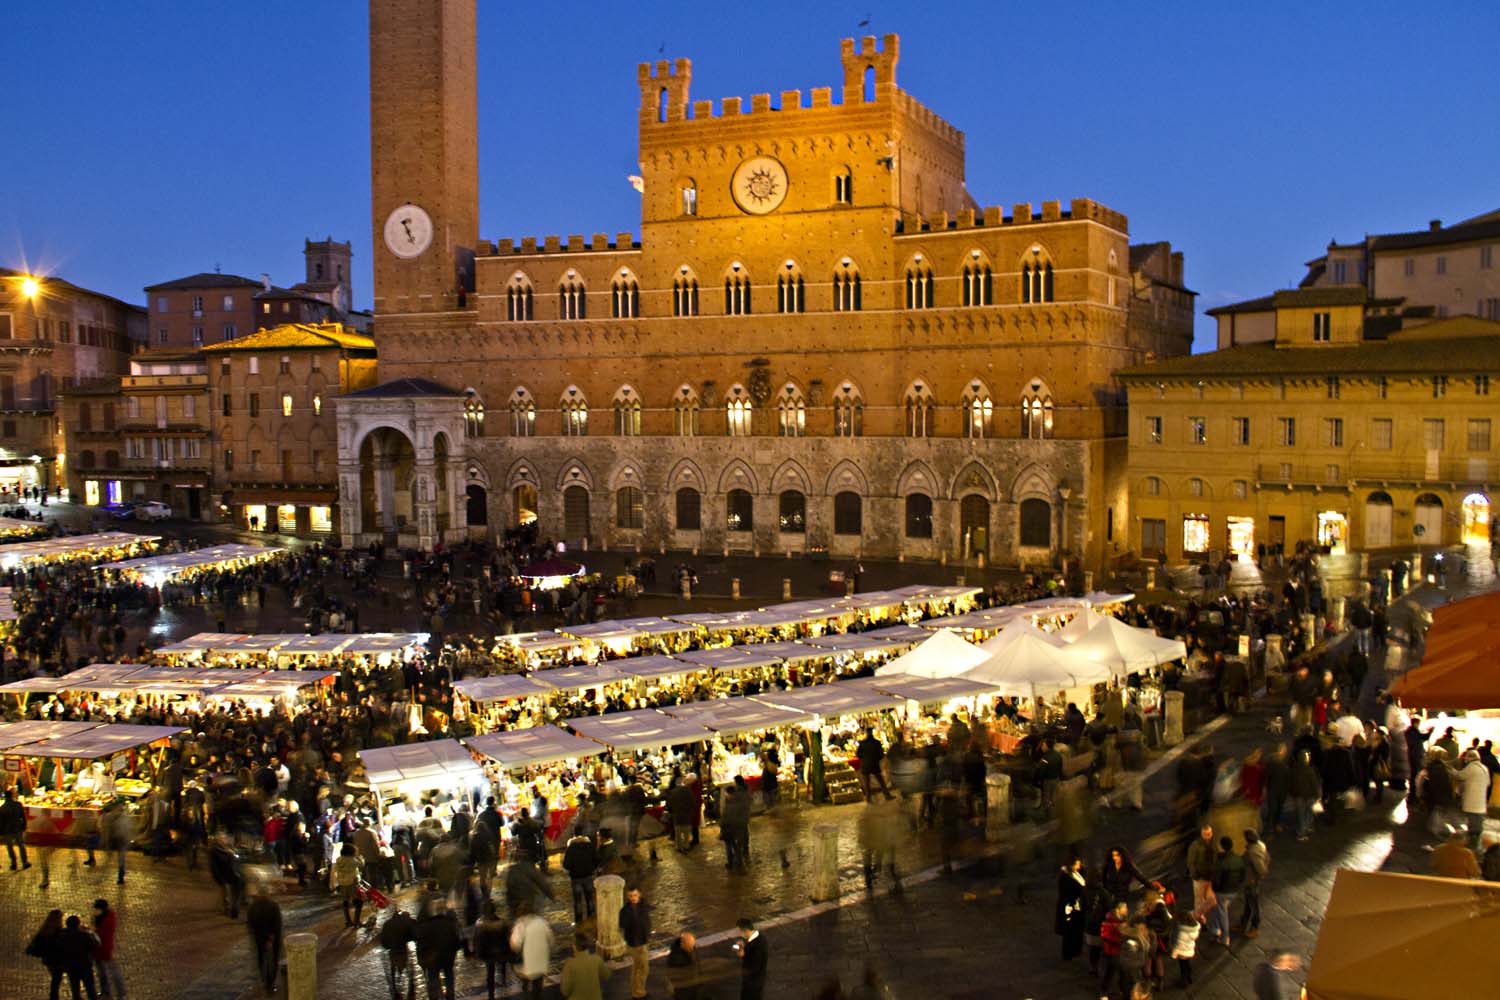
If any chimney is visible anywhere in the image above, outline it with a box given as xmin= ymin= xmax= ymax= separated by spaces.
xmin=1429 ymin=219 xmax=1442 ymax=232
xmin=260 ymin=273 xmax=271 ymax=291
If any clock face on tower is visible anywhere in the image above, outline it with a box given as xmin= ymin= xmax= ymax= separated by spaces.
xmin=383 ymin=204 xmax=434 ymax=259
xmin=731 ymin=156 xmax=789 ymax=215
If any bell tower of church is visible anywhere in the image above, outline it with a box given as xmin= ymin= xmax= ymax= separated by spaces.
xmin=368 ymin=0 xmax=479 ymax=316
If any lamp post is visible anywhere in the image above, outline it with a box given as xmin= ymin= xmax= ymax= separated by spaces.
xmin=1057 ymin=482 xmax=1073 ymax=569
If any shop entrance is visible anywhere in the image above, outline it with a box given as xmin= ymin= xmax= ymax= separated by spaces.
xmin=1226 ymin=516 xmax=1255 ymax=558
xmin=1182 ymin=514 xmax=1210 ymax=556
xmin=513 ymin=484 xmax=537 ymax=527
xmin=466 ymin=484 xmax=488 ymax=527
xmin=1364 ymin=491 xmax=1393 ymax=548
xmin=1317 ymin=510 xmax=1348 ymax=553
xmin=1462 ymin=492 xmax=1490 ymax=544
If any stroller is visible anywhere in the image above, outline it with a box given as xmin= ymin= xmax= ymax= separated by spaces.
xmin=356 ymin=877 xmax=391 ymax=911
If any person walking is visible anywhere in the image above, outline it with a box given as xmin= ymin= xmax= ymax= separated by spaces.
xmin=472 ymin=900 xmax=512 ymax=1000
xmin=562 ymin=831 xmax=598 ymax=923
xmin=379 ymin=906 xmax=418 ymax=1000
xmin=1262 ymin=744 xmax=1291 ymax=834
xmin=1168 ymin=907 xmax=1200 ymax=988
xmin=332 ymin=842 xmax=366 ymax=928
xmin=1240 ymin=830 xmax=1269 ymax=938
xmin=209 ymin=833 xmax=246 ymax=920
xmin=1185 ymin=823 xmax=1218 ymax=917
xmin=559 ymin=934 xmax=611 ymax=1000
xmin=1 ymin=787 xmax=30 ymax=871
xmin=27 ymin=909 xmax=65 ymax=1000
xmin=1054 ymin=857 xmax=1087 ymax=962
xmin=855 ymin=729 xmax=890 ymax=801
xmin=246 ymin=886 xmax=283 ymax=996
xmin=1459 ymin=750 xmax=1490 ymax=851
xmin=1098 ymin=898 xmax=1129 ymax=995
xmin=509 ymin=904 xmax=554 ymax=1000
xmin=720 ymin=778 xmax=752 ymax=874
xmin=57 ymin=913 xmax=100 ymax=1000
xmin=91 ymin=900 xmax=125 ymax=1000
xmin=734 ymin=917 xmax=768 ymax=1000
xmin=108 ymin=804 xmax=132 ymax=885
xmin=1290 ymin=749 xmax=1321 ymax=841
xmin=619 ymin=885 xmax=652 ymax=998
xmin=1210 ymin=836 xmax=1246 ymax=947
xmin=503 ymin=854 xmax=555 ymax=920
xmin=415 ymin=899 xmax=462 ymax=1000
xmin=666 ymin=932 xmax=703 ymax=1000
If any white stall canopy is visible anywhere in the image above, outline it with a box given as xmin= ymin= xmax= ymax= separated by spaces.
xmin=611 ymin=655 xmax=700 ymax=682
xmin=963 ymin=631 xmax=1111 ymax=698
xmin=0 ymin=531 xmax=159 ymax=570
xmin=452 ymin=675 xmax=557 ymax=704
xmin=855 ymin=624 xmax=933 ymax=649
xmin=873 ymin=673 xmax=999 ymax=705
xmin=754 ymin=677 xmax=905 ymax=718
xmin=671 ymin=646 xmax=786 ymax=674
xmin=359 ymin=739 xmax=484 ymax=790
xmin=154 ymin=633 xmax=253 ymax=655
xmin=875 ymin=629 xmax=992 ymax=678
xmin=465 ymin=727 xmax=607 ymax=769
xmin=100 ymin=543 xmax=283 ymax=584
xmin=538 ymin=664 xmax=626 ymax=693
xmin=1066 ymin=616 xmax=1187 ymax=676
xmin=0 ymin=723 xmax=186 ymax=760
xmin=0 ymin=720 xmax=104 ymax=751
xmin=565 ymin=709 xmax=713 ymax=753
xmin=660 ymin=697 xmax=814 ymax=737
xmin=1056 ymin=608 xmax=1110 ymax=643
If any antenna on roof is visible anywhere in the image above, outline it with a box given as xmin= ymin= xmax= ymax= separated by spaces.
xmin=214 ymin=262 xmax=221 ymax=274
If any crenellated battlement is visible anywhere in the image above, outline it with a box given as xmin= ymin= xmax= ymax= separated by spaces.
xmin=478 ymin=233 xmax=641 ymax=257
xmin=635 ymin=33 xmax=961 ymax=148
xmin=894 ymin=198 xmax=1129 ymax=236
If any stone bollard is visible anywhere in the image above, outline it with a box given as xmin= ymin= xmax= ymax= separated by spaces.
xmin=939 ymin=550 xmax=948 ymax=567
xmin=1146 ymin=566 xmax=1157 ymax=589
xmin=286 ymin=932 xmax=317 ymax=1000
xmin=1327 ymin=596 xmax=1346 ymax=632
xmin=1162 ymin=690 xmax=1185 ymax=745
xmin=845 ymin=576 xmax=855 ymax=597
xmin=985 ymin=771 xmax=1011 ymax=841
xmin=955 ymin=575 xmax=965 ymax=587
xmin=976 ymin=551 xmax=986 ymax=570
xmin=1264 ymin=633 xmax=1285 ymax=674
xmin=782 ymin=578 xmax=792 ymax=600
xmin=595 ymin=874 xmax=626 ymax=959
xmin=810 ymin=824 xmax=839 ymax=902
xmin=681 ymin=577 xmax=692 ymax=601
xmin=1300 ymin=613 xmax=1316 ymax=644
xmin=731 ymin=578 xmax=741 ymax=600
xmin=1084 ymin=570 xmax=1094 ymax=593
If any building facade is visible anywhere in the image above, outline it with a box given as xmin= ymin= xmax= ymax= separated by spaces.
xmin=204 ymin=322 xmax=376 ymax=535
xmin=338 ymin=3 xmax=1193 ymax=567
xmin=1121 ymin=295 xmax=1500 ymax=563
xmin=3 ymin=269 xmax=144 ymax=496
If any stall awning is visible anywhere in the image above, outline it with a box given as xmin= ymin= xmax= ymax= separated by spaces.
xmin=208 ymin=670 xmax=337 ymax=700
xmin=154 ymin=633 xmax=253 ymax=654
xmin=0 ymin=587 xmax=14 ymax=623
xmin=2 ymin=723 xmax=186 ymax=760
xmin=671 ymin=646 xmax=786 ymax=673
xmin=874 ymin=629 xmax=992 ymax=678
xmin=611 ymin=655 xmax=699 ymax=682
xmin=99 ymin=543 xmax=284 ymax=582
xmin=795 ymin=633 xmax=904 ymax=658
xmin=359 ymin=739 xmax=484 ymax=789
xmin=565 ymin=709 xmax=713 ymax=753
xmin=273 ymin=635 xmax=355 ymax=657
xmin=0 ymin=531 xmax=159 ymax=569
xmin=872 ymin=674 xmax=999 ymax=705
xmin=726 ymin=641 xmax=829 ymax=665
xmin=660 ymin=698 xmax=814 ymax=738
xmin=0 ymin=720 xmax=104 ymax=752
xmin=465 ymin=727 xmax=606 ymax=769
xmin=754 ymin=677 xmax=905 ymax=718
xmin=341 ymin=632 xmax=429 ymax=655
xmin=536 ymin=664 xmax=625 ymax=693
xmin=1065 ymin=616 xmax=1187 ymax=678
xmin=562 ymin=617 xmax=697 ymax=642
xmin=453 ymin=674 xmax=556 ymax=704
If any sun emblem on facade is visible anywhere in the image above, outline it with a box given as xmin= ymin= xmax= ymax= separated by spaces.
xmin=731 ymin=156 xmax=789 ymax=215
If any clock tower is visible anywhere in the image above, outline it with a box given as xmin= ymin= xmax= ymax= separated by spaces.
xmin=368 ymin=0 xmax=479 ymax=316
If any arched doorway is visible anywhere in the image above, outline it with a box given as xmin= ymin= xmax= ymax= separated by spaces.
xmin=1414 ymin=493 xmax=1444 ymax=544
xmin=357 ymin=427 xmax=417 ymax=538
xmin=1462 ymin=492 xmax=1490 ymax=544
xmin=960 ymin=494 xmax=990 ymax=559
xmin=466 ymin=484 xmax=488 ymax=527
xmin=512 ymin=484 xmax=537 ymax=527
xmin=1364 ymin=491 xmax=1393 ymax=549
xmin=563 ymin=484 xmax=591 ymax=543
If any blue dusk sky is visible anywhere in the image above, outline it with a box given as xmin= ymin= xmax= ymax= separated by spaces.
xmin=1 ymin=1 xmax=1495 ymax=350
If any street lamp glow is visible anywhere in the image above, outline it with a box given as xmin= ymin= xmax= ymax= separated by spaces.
xmin=19 ymin=276 xmax=40 ymax=299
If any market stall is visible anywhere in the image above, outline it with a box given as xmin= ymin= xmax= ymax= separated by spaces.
xmin=452 ymin=674 xmax=558 ymax=729
xmin=1064 ymin=615 xmax=1187 ymax=679
xmin=561 ymin=617 xmax=701 ymax=656
xmin=150 ymin=633 xmax=253 ymax=662
xmin=0 ymin=531 xmax=159 ymax=571
xmin=492 ymin=630 xmax=595 ymax=670
xmin=0 ymin=587 xmax=18 ymax=635
xmin=0 ymin=516 xmax=48 ymax=541
xmin=855 ymin=623 xmax=935 ymax=650
xmin=874 ymin=629 xmax=992 ymax=678
xmin=565 ymin=708 xmax=713 ymax=754
xmin=920 ymin=605 xmax=1030 ymax=640
xmin=357 ymin=739 xmax=488 ymax=838
xmin=2 ymin=664 xmax=336 ymax=715
xmin=518 ymin=557 xmax=587 ymax=591
xmin=885 ymin=583 xmax=984 ymax=617
xmin=464 ymin=727 xmax=608 ymax=845
xmin=0 ymin=722 xmax=186 ymax=845
xmin=153 ymin=631 xmax=428 ymax=670
xmin=962 ymin=631 xmax=1111 ymax=708
xmin=98 ymin=542 xmax=285 ymax=586
xmin=660 ymin=697 xmax=814 ymax=790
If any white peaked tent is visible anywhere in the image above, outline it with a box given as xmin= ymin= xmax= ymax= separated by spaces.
xmin=1057 ymin=608 xmax=1109 ymax=643
xmin=977 ymin=618 xmax=1064 ymax=657
xmin=962 ymin=631 xmax=1111 ymax=698
xmin=874 ymin=629 xmax=992 ymax=677
xmin=1067 ymin=616 xmax=1187 ymax=678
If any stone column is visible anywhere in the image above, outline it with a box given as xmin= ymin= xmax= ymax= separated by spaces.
xmin=782 ymin=578 xmax=792 ymax=600
xmin=595 ymin=874 xmax=626 ymax=959
xmin=1084 ymin=570 xmax=1094 ymax=593
xmin=1264 ymin=633 xmax=1285 ymax=674
xmin=1300 ymin=613 xmax=1316 ymax=645
xmin=1327 ymin=596 xmax=1346 ymax=632
xmin=731 ymin=578 xmax=741 ymax=599
xmin=985 ymin=771 xmax=1011 ymax=841
xmin=286 ymin=931 xmax=317 ymax=1000
xmin=810 ymin=824 xmax=839 ymax=902
xmin=681 ymin=576 xmax=692 ymax=601
xmin=1162 ymin=690 xmax=1185 ymax=745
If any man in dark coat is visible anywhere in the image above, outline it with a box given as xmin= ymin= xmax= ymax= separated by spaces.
xmin=209 ymin=834 xmax=246 ymax=919
xmin=719 ymin=778 xmax=752 ymax=873
xmin=415 ymin=901 xmax=462 ymax=1000
xmin=246 ymin=887 xmax=283 ymax=995
xmin=735 ymin=917 xmax=768 ymax=1000
xmin=379 ymin=906 xmax=418 ymax=1000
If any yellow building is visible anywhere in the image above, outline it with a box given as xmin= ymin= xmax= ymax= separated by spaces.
xmin=1120 ymin=289 xmax=1500 ymax=564
xmin=340 ymin=1 xmax=1194 ymax=564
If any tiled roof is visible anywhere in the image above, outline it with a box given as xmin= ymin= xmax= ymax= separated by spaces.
xmin=1369 ymin=215 xmax=1500 ymax=252
xmin=143 ymin=272 xmax=264 ymax=292
xmin=1205 ymin=287 xmax=1367 ymax=317
xmin=199 ymin=322 xmax=373 ymax=353
xmin=1118 ymin=318 xmax=1500 ymax=380
xmin=342 ymin=377 xmax=463 ymax=399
